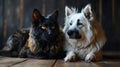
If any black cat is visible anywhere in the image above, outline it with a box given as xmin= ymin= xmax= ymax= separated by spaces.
xmin=1 ymin=9 xmax=65 ymax=59
xmin=19 ymin=9 xmax=65 ymax=59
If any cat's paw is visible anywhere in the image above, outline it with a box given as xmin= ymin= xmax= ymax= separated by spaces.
xmin=19 ymin=51 xmax=26 ymax=58
xmin=64 ymin=51 xmax=76 ymax=62
xmin=18 ymin=48 xmax=27 ymax=58
xmin=85 ymin=53 xmax=96 ymax=62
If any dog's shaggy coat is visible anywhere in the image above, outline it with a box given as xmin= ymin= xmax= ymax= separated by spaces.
xmin=63 ymin=4 xmax=106 ymax=62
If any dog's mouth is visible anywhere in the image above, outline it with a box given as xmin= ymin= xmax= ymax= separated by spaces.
xmin=68 ymin=35 xmax=81 ymax=39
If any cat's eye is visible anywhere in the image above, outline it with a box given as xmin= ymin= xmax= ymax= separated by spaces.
xmin=51 ymin=25 xmax=55 ymax=29
xmin=41 ymin=25 xmax=46 ymax=30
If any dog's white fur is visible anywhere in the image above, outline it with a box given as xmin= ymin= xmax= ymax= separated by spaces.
xmin=63 ymin=4 xmax=106 ymax=62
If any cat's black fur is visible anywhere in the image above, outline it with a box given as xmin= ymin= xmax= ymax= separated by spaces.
xmin=1 ymin=29 xmax=29 ymax=57
xmin=1 ymin=9 xmax=65 ymax=59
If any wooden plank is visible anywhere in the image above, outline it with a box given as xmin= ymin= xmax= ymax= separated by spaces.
xmin=11 ymin=59 xmax=56 ymax=67
xmin=45 ymin=0 xmax=57 ymax=16
xmin=20 ymin=0 xmax=24 ymax=29
xmin=113 ymin=0 xmax=120 ymax=50
xmin=99 ymin=0 xmax=102 ymax=23
xmin=56 ymin=0 xmax=65 ymax=25
xmin=0 ymin=56 xmax=27 ymax=67
xmin=0 ymin=0 xmax=4 ymax=48
xmin=41 ymin=0 xmax=46 ymax=16
xmin=92 ymin=60 xmax=120 ymax=67
xmin=3 ymin=0 xmax=21 ymax=45
xmin=54 ymin=60 xmax=93 ymax=67
xmin=23 ymin=0 xmax=43 ymax=27
xmin=55 ymin=60 xmax=120 ymax=67
xmin=0 ymin=57 xmax=119 ymax=67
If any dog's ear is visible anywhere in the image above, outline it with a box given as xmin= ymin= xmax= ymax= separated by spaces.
xmin=49 ymin=10 xmax=58 ymax=22
xmin=65 ymin=6 xmax=72 ymax=16
xmin=32 ymin=9 xmax=44 ymax=22
xmin=82 ymin=4 xmax=93 ymax=21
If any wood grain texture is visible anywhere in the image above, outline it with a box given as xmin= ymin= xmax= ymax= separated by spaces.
xmin=92 ymin=60 xmax=120 ymax=67
xmin=0 ymin=56 xmax=26 ymax=67
xmin=11 ymin=59 xmax=56 ymax=67
xmin=54 ymin=60 xmax=120 ymax=67
xmin=0 ymin=56 xmax=120 ymax=67
xmin=54 ymin=60 xmax=93 ymax=67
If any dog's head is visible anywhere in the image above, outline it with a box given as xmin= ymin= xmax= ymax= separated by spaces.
xmin=64 ymin=4 xmax=94 ymax=41
xmin=31 ymin=9 xmax=59 ymax=42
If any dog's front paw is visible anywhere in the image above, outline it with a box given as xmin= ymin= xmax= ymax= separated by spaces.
xmin=85 ymin=53 xmax=96 ymax=62
xmin=64 ymin=51 xmax=76 ymax=62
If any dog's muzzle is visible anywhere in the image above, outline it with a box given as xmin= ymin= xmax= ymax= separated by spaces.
xmin=67 ymin=30 xmax=81 ymax=39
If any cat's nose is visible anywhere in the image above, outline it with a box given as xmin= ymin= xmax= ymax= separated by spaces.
xmin=48 ymin=29 xmax=52 ymax=35
xmin=48 ymin=32 xmax=53 ymax=38
xmin=48 ymin=32 xmax=52 ymax=35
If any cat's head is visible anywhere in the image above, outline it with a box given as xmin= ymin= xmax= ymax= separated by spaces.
xmin=31 ymin=9 xmax=59 ymax=42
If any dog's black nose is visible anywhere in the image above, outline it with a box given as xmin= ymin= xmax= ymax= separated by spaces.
xmin=67 ymin=30 xmax=81 ymax=39
xmin=67 ymin=30 xmax=73 ymax=36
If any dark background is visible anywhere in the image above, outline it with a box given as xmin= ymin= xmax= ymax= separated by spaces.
xmin=0 ymin=0 xmax=120 ymax=51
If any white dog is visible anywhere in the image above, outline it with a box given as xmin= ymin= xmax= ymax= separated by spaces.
xmin=63 ymin=4 xmax=106 ymax=62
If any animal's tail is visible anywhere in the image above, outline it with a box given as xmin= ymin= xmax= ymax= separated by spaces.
xmin=0 ymin=50 xmax=18 ymax=57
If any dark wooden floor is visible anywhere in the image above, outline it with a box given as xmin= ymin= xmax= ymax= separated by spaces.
xmin=0 ymin=51 xmax=120 ymax=67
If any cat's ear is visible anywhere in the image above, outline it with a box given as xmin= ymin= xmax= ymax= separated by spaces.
xmin=32 ymin=9 xmax=44 ymax=22
xmin=49 ymin=10 xmax=58 ymax=22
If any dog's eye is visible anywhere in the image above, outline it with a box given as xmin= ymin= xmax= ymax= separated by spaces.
xmin=70 ymin=23 xmax=72 ymax=25
xmin=77 ymin=19 xmax=83 ymax=26
xmin=51 ymin=25 xmax=55 ymax=29
xmin=41 ymin=25 xmax=46 ymax=30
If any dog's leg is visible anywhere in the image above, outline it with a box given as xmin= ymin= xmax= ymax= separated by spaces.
xmin=85 ymin=52 xmax=96 ymax=62
xmin=64 ymin=51 xmax=77 ymax=62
